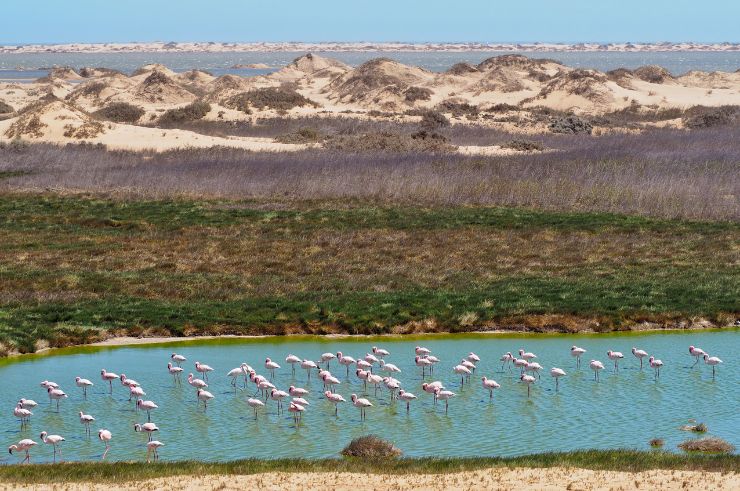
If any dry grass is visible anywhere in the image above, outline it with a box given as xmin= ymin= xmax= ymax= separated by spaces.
xmin=678 ymin=437 xmax=735 ymax=453
xmin=341 ymin=436 xmax=402 ymax=459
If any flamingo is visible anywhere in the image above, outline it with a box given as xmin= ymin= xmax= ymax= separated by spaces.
xmin=453 ymin=364 xmax=472 ymax=386
xmin=171 ymin=353 xmax=186 ymax=366
xmin=520 ymin=373 xmax=536 ymax=397
xmin=607 ymin=351 xmax=624 ymax=372
xmin=337 ymin=352 xmax=356 ymax=376
xmin=264 ymin=358 xmax=281 ymax=379
xmin=703 ymin=354 xmax=722 ymax=379
xmin=513 ymin=357 xmax=529 ymax=374
xmin=550 ymin=367 xmax=566 ymax=391
xmin=467 ymin=352 xmax=481 ymax=364
xmin=188 ymin=373 xmax=208 ymax=390
xmin=398 ymin=389 xmax=417 ymax=413
xmin=519 ymin=349 xmax=537 ymax=362
xmin=364 ymin=353 xmax=380 ymax=367
xmin=372 ymin=346 xmax=390 ymax=358
xmin=98 ymin=429 xmax=112 ymax=459
xmin=136 ymin=399 xmax=158 ymax=421
xmin=120 ymin=374 xmax=140 ymax=388
xmin=570 ymin=346 xmax=587 ymax=368
xmin=422 ymin=381 xmax=444 ymax=404
xmin=79 ymin=411 xmax=95 ymax=437
xmin=481 ymin=376 xmax=500 ymax=400
xmin=589 ymin=360 xmax=605 ymax=381
xmin=351 ymin=393 xmax=372 ymax=420
xmin=324 ymin=391 xmax=346 ymax=416
xmin=18 ymin=398 xmax=38 ymax=410
xmin=319 ymin=352 xmax=336 ymax=368
xmin=356 ymin=359 xmax=373 ymax=373
xmin=247 ymin=398 xmax=265 ymax=419
xmin=632 ymin=347 xmax=649 ymax=369
xmin=285 ymin=354 xmax=302 ymax=375
xmin=461 ymin=359 xmax=476 ymax=372
xmin=13 ymin=403 xmax=32 ymax=427
xmin=100 ymin=369 xmax=119 ymax=393
xmin=75 ymin=376 xmax=94 ymax=398
xmin=270 ymin=388 xmax=289 ymax=413
xmin=40 ymin=380 xmax=59 ymax=389
xmin=167 ymin=362 xmax=184 ymax=384
xmin=47 ymin=387 xmax=67 ymax=412
xmin=525 ymin=362 xmax=543 ymax=380
xmin=689 ymin=346 xmax=706 ymax=367
xmin=367 ymin=373 xmax=384 ymax=396
xmin=424 ymin=355 xmax=440 ymax=373
xmin=434 ymin=387 xmax=456 ymax=414
xmin=134 ymin=423 xmax=159 ymax=442
xmin=383 ymin=377 xmax=401 ymax=400
xmin=301 ymin=359 xmax=317 ymax=380
xmin=288 ymin=401 xmax=305 ymax=424
xmin=146 ymin=441 xmax=164 ymax=463
xmin=129 ymin=385 xmax=146 ymax=402
xmin=379 ymin=359 xmax=401 ymax=374
xmin=195 ymin=362 xmax=214 ymax=381
xmin=415 ymin=356 xmax=432 ymax=377
xmin=8 ymin=439 xmax=36 ymax=464
xmin=292 ymin=397 xmax=310 ymax=407
xmin=415 ymin=346 xmax=431 ymax=356
xmin=648 ymin=356 xmax=664 ymax=379
xmin=289 ymin=385 xmax=309 ymax=398
xmin=500 ymin=352 xmax=514 ymax=371
xmin=256 ymin=379 xmax=275 ymax=399
xmin=227 ymin=364 xmax=248 ymax=387
xmin=321 ymin=372 xmax=341 ymax=393
xmin=196 ymin=389 xmax=214 ymax=410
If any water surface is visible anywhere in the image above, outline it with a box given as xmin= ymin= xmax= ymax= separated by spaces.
xmin=1 ymin=330 xmax=736 ymax=463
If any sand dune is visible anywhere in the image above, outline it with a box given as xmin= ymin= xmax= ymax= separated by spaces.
xmin=2 ymin=53 xmax=739 ymax=151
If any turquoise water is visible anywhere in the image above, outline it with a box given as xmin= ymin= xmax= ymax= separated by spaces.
xmin=1 ymin=330 xmax=737 ymax=464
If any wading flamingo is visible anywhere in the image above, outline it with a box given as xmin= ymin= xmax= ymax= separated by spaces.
xmin=525 ymin=362 xmax=543 ymax=380
xmin=289 ymin=385 xmax=309 ymax=398
xmin=264 ymin=358 xmax=281 ymax=379
xmin=589 ymin=360 xmax=605 ymax=382
xmin=8 ymin=439 xmax=36 ymax=464
xmin=424 ymin=355 xmax=440 ymax=374
xmin=367 ymin=373 xmax=384 ymax=396
xmin=319 ymin=353 xmax=336 ymax=369
xmin=195 ymin=362 xmax=214 ymax=381
xmin=129 ymin=385 xmax=146 ymax=402
xmin=520 ymin=373 xmax=536 ymax=397
xmin=120 ymin=374 xmax=139 ymax=388
xmin=519 ymin=349 xmax=537 ymax=363
xmin=689 ymin=346 xmax=706 ymax=367
xmin=79 ymin=411 xmax=95 ymax=437
xmin=270 ymin=388 xmax=289 ymax=413
xmin=607 ymin=350 xmax=624 ymax=372
xmin=324 ymin=390 xmax=346 ymax=416
xmin=398 ymin=389 xmax=417 ymax=413
xmin=415 ymin=346 xmax=431 ymax=356
xmin=188 ymin=373 xmax=208 ymax=392
xmin=632 ymin=347 xmax=648 ymax=369
xmin=550 ymin=367 xmax=566 ymax=391
xmin=100 ymin=369 xmax=119 ymax=393
xmin=571 ymin=346 xmax=587 ymax=368
xmin=500 ymin=352 xmax=514 ymax=371
xmin=18 ymin=398 xmax=38 ymax=410
xmin=415 ymin=356 xmax=432 ymax=377
xmin=453 ymin=364 xmax=472 ymax=386
xmin=75 ymin=376 xmax=93 ymax=399
xmin=47 ymin=387 xmax=67 ymax=412
xmin=288 ymin=401 xmax=305 ymax=424
xmin=146 ymin=441 xmax=164 ymax=463
xmin=351 ymin=393 xmax=372 ymax=420
xmin=133 ymin=423 xmax=159 ymax=442
xmin=379 ymin=359 xmax=401 ymax=374
xmin=13 ymin=403 xmax=32 ymax=427
xmin=648 ymin=356 xmax=664 ymax=379
xmin=196 ymin=389 xmax=214 ymax=410
xmin=481 ymin=376 xmax=500 ymax=400
xmin=434 ymin=387 xmax=456 ymax=414
xmin=703 ymin=354 xmax=722 ymax=379
xmin=167 ymin=363 xmax=183 ymax=385
xmin=285 ymin=354 xmax=302 ymax=375
xmin=513 ymin=357 xmax=529 ymax=374
xmin=337 ymin=352 xmax=356 ymax=376
xmin=98 ymin=430 xmax=112 ymax=460
xmin=301 ymin=359 xmax=318 ymax=381
xmin=171 ymin=353 xmax=186 ymax=367
xmin=136 ymin=399 xmax=158 ymax=421
xmin=247 ymin=398 xmax=265 ymax=419
xmin=39 ymin=431 xmax=65 ymax=463
xmin=372 ymin=346 xmax=390 ymax=358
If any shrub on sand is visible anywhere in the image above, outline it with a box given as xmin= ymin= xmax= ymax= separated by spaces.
xmin=500 ymin=139 xmax=544 ymax=152
xmin=341 ymin=436 xmax=402 ymax=459
xmin=274 ymin=127 xmax=325 ymax=144
xmin=419 ymin=110 xmax=450 ymax=131
xmin=94 ymin=102 xmax=145 ymax=124
xmin=0 ymin=101 xmax=14 ymax=114
xmin=229 ymin=87 xmax=318 ymax=112
xmin=159 ymin=101 xmax=211 ymax=124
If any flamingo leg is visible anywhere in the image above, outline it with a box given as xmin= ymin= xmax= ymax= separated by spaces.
xmin=555 ymin=378 xmax=559 ymax=391
xmin=445 ymin=400 xmax=448 ymax=414
xmin=527 ymin=384 xmax=531 ymax=397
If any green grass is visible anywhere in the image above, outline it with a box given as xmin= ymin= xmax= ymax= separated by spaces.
xmin=0 ymin=194 xmax=738 ymax=353
xmin=0 ymin=451 xmax=737 ymax=483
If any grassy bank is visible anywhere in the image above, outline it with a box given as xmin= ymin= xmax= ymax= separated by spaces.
xmin=0 ymin=451 xmax=737 ymax=483
xmin=0 ymin=194 xmax=738 ymax=353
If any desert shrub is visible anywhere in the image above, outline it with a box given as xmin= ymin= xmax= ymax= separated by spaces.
xmin=143 ymin=71 xmax=171 ymax=86
xmin=447 ymin=62 xmax=480 ymax=75
xmin=634 ymin=65 xmax=674 ymax=84
xmin=678 ymin=437 xmax=735 ymax=453
xmin=404 ymin=86 xmax=433 ymax=103
xmin=274 ymin=127 xmax=325 ymax=144
xmin=649 ymin=438 xmax=665 ymax=448
xmin=487 ymin=103 xmax=520 ymax=113
xmin=229 ymin=87 xmax=317 ymax=112
xmin=0 ymin=139 xmax=29 ymax=152
xmin=549 ymin=115 xmax=593 ymax=135
xmin=419 ymin=110 xmax=450 ymax=130
xmin=159 ymin=101 xmax=211 ymax=124
xmin=606 ymin=68 xmax=633 ymax=80
xmin=76 ymin=81 xmax=107 ymax=98
xmin=683 ymin=105 xmax=740 ymax=129
xmin=79 ymin=67 xmax=124 ymax=78
xmin=341 ymin=435 xmax=402 ymax=459
xmin=0 ymin=101 xmax=14 ymax=114
xmin=437 ymin=100 xmax=479 ymax=118
xmin=324 ymin=132 xmax=453 ymax=153
xmin=94 ymin=102 xmax=145 ymax=124
xmin=501 ymin=139 xmax=544 ymax=152
xmin=63 ymin=121 xmax=105 ymax=139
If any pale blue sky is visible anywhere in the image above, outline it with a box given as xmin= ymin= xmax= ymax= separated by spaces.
xmin=3 ymin=0 xmax=738 ymax=44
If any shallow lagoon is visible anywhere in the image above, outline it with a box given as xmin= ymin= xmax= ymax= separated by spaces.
xmin=1 ymin=330 xmax=737 ymax=463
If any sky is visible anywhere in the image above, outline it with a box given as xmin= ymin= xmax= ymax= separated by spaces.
xmin=2 ymin=0 xmax=738 ymax=44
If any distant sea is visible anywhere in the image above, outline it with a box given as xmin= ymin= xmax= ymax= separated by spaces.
xmin=1 ymin=51 xmax=739 ymax=82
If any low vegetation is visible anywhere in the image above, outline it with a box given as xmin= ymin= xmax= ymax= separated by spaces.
xmin=159 ymin=101 xmax=211 ymax=124
xmin=678 ymin=437 xmax=735 ymax=453
xmin=0 ymin=101 xmax=14 ymax=114
xmin=500 ymin=139 xmax=544 ymax=152
xmin=94 ymin=102 xmax=145 ymax=124
xmin=341 ymin=436 xmax=402 ymax=459
xmin=0 ymin=451 xmax=736 ymax=483
xmin=323 ymin=131 xmax=453 ymax=152
xmin=229 ymin=87 xmax=318 ymax=112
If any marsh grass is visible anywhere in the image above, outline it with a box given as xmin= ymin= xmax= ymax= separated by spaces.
xmin=0 ymin=451 xmax=736 ymax=483
xmin=678 ymin=438 xmax=735 ymax=453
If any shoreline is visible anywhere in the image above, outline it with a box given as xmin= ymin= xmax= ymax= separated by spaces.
xmin=2 ymin=41 xmax=740 ymax=54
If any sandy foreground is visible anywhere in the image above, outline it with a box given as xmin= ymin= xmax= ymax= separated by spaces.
xmin=3 ymin=468 xmax=737 ymax=491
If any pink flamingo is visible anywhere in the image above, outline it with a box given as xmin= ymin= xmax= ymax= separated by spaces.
xmin=264 ymin=358 xmax=281 ymax=379
xmin=133 ymin=423 xmax=159 ymax=442
xmin=14 ymin=403 xmax=32 ymax=428
xmin=321 ymin=372 xmax=341 ymax=393
xmin=40 ymin=431 xmax=65 ymax=463
xmin=500 ymin=352 xmax=514 ymax=371
xmin=337 ymin=352 xmax=356 ymax=376
xmin=120 ymin=374 xmax=139 ymax=388
xmin=301 ymin=359 xmax=317 ymax=380
xmin=285 ymin=354 xmax=302 ymax=375
xmin=367 ymin=373 xmax=384 ymax=396
xmin=18 ymin=398 xmax=38 ymax=410
xmin=356 ymin=368 xmax=370 ymax=390
xmin=247 ymin=398 xmax=265 ymax=419
xmin=188 ymin=373 xmax=208 ymax=390
xmin=424 ymin=355 xmax=440 ymax=374
xmin=129 ymin=385 xmax=146 ymax=401
xmin=289 ymin=385 xmax=309 ymax=398
xmin=525 ymin=362 xmax=543 ymax=380
xmin=481 ymin=376 xmax=500 ymax=400
xmin=648 ymin=356 xmax=663 ymax=379
xmin=689 ymin=346 xmax=706 ymax=367
xmin=171 ymin=353 xmax=186 ymax=366
xmin=513 ymin=357 xmax=528 ymax=374
xmin=415 ymin=356 xmax=432 ymax=377
xmin=520 ymin=373 xmax=536 ymax=397
xmin=372 ymin=346 xmax=390 ymax=358
xmin=519 ymin=349 xmax=537 ymax=363
xmin=75 ymin=376 xmax=93 ymax=399
xmin=415 ymin=346 xmax=431 ymax=356
xmin=195 ymin=362 xmax=214 ymax=381
xmin=288 ymin=401 xmax=305 ymax=424
xmin=434 ymin=387 xmax=456 ymax=414
xmin=319 ymin=353 xmax=336 ymax=369
xmin=146 ymin=441 xmax=164 ymax=463
xmin=570 ymin=346 xmax=587 ymax=368
xmin=196 ymin=389 xmax=214 ymax=410
xmin=324 ymin=390 xmax=346 ymax=416
xmin=47 ymin=387 xmax=67 ymax=412
xmin=379 ymin=360 xmax=401 ymax=374
xmin=136 ymin=399 xmax=158 ymax=421
xmin=632 ymin=347 xmax=648 ymax=369
xmin=589 ymin=360 xmax=605 ymax=382
xmin=270 ymin=388 xmax=289 ymax=413
xmin=8 ymin=439 xmax=36 ymax=463
xmin=422 ymin=381 xmax=444 ymax=404
xmin=383 ymin=376 xmax=400 ymax=400
xmin=100 ymin=369 xmax=119 ymax=393
xmin=79 ymin=411 xmax=95 ymax=437
xmin=351 ymin=393 xmax=372 ymax=420
xmin=398 ymin=389 xmax=417 ymax=413
xmin=98 ymin=430 xmax=112 ymax=459
xmin=167 ymin=362 xmax=184 ymax=385
xmin=607 ymin=350 xmax=624 ymax=372
xmin=550 ymin=367 xmax=566 ymax=391
xmin=453 ymin=364 xmax=472 ymax=386
xmin=703 ymin=354 xmax=722 ymax=379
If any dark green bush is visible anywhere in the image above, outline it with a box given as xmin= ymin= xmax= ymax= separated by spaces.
xmin=419 ymin=110 xmax=450 ymax=130
xmin=94 ymin=102 xmax=145 ymax=124
xmin=159 ymin=101 xmax=211 ymax=124
xmin=549 ymin=115 xmax=593 ymax=135
xmin=227 ymin=87 xmax=317 ymax=112
xmin=404 ymin=86 xmax=433 ymax=103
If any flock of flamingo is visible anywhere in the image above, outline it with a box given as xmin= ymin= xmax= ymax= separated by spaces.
xmin=8 ymin=343 xmax=724 ymax=464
